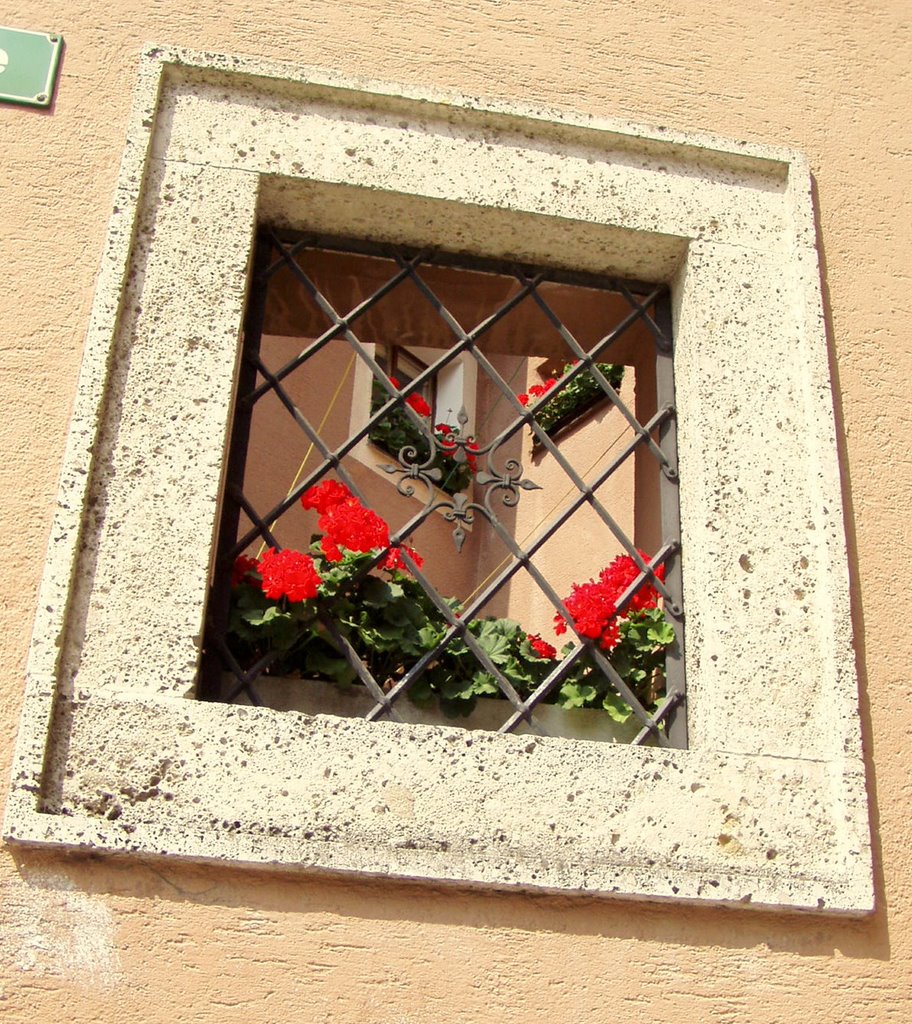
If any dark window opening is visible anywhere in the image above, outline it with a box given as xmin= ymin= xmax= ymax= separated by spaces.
xmin=198 ymin=230 xmax=686 ymax=747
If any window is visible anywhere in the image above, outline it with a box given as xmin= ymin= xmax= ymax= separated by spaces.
xmin=3 ymin=47 xmax=872 ymax=913
xmin=199 ymin=233 xmax=685 ymax=747
xmin=368 ymin=344 xmax=468 ymax=498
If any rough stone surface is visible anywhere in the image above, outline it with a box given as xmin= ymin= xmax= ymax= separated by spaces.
xmin=3 ymin=47 xmax=871 ymax=917
xmin=14 ymin=694 xmax=870 ymax=912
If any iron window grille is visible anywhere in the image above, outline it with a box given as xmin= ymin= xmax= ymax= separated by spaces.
xmin=199 ymin=230 xmax=686 ymax=748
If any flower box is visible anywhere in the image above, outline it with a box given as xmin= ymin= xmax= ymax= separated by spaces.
xmin=233 ymin=675 xmax=642 ymax=744
xmin=221 ymin=480 xmax=675 ymax=742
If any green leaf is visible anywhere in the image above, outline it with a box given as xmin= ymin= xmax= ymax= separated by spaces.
xmin=357 ymin=623 xmax=408 ymax=653
xmin=500 ymin=656 xmax=534 ymax=689
xmin=473 ymin=620 xmax=517 ymax=664
xmin=417 ymin=624 xmax=443 ymax=649
xmin=646 ymin=621 xmax=675 ymax=645
xmin=305 ymin=648 xmax=356 ymax=685
xmin=476 ymin=617 xmax=522 ymax=638
xmin=476 ymin=633 xmax=512 ymax=664
xmin=558 ymin=682 xmax=598 ymax=708
xmin=360 ymin=577 xmax=394 ymax=607
xmin=406 ymin=676 xmax=435 ymax=707
xmin=241 ymin=604 xmax=289 ymax=627
xmin=602 ymin=691 xmax=634 ymax=723
xmin=440 ymin=675 xmax=477 ymax=700
xmin=470 ymin=670 xmax=500 ymax=696
xmin=610 ymin=648 xmax=633 ymax=677
xmin=446 ymin=637 xmax=470 ymax=657
xmin=384 ymin=599 xmax=425 ymax=628
xmin=438 ymin=696 xmax=476 ymax=719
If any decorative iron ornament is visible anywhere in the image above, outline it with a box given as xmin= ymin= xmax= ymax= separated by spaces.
xmin=379 ymin=405 xmax=541 ymax=551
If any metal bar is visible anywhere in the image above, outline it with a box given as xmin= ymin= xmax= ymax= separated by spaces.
xmin=616 ymin=280 xmax=672 ymax=353
xmin=232 ymin=486 xmax=282 ymax=551
xmin=270 ymin=229 xmax=659 ymax=297
xmin=368 ymin=404 xmax=676 ymax=716
xmin=205 ymin=232 xmax=685 ymax=747
xmin=227 ymin=349 xmax=435 ymax=559
xmin=362 ymin=546 xmax=550 ymax=735
xmin=653 ymin=292 xmax=687 ymax=748
xmin=497 ymin=545 xmax=678 ymax=738
xmin=228 ymin=268 xmax=544 ymax=558
xmin=404 ymin=272 xmax=677 ymax=608
xmin=474 ymin=348 xmax=679 ymax=608
xmin=316 ymin=612 xmax=406 ymax=723
xmin=519 ymin=273 xmax=671 ymax=468
xmin=244 ymin=245 xmax=423 ymax=403
xmin=478 ymin=496 xmax=672 ymax=744
xmin=391 ymin=406 xmax=676 ymax=641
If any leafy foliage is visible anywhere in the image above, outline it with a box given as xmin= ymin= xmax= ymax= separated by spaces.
xmin=554 ymin=607 xmax=674 ymax=722
xmin=226 ymin=548 xmax=674 ymax=724
xmin=522 ymin=362 xmax=625 ymax=436
xmin=226 ymin=446 xmax=674 ymax=733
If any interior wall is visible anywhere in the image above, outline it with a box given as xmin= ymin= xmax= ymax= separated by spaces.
xmin=1 ymin=2 xmax=907 ymax=1021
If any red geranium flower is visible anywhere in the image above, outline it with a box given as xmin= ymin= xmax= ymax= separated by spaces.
xmin=435 ymin=424 xmax=479 ymax=473
xmin=389 ymin=376 xmax=431 ymax=417
xmin=528 ymin=378 xmax=557 ymax=401
xmin=382 ymin=545 xmax=425 ymax=573
xmin=231 ymin=554 xmax=260 ymax=587
xmin=518 ymin=378 xmax=556 ymax=406
xmin=320 ymin=536 xmax=344 ymax=563
xmin=466 ymin=439 xmax=479 ymax=473
xmin=554 ymin=577 xmax=621 ymax=650
xmin=406 ymin=393 xmax=431 ymax=417
xmin=598 ymin=551 xmax=665 ymax=610
xmin=527 ymin=634 xmax=557 ymax=659
xmin=436 ymin=424 xmax=456 ymax=452
xmin=258 ymin=548 xmax=322 ymax=603
xmin=301 ymin=479 xmax=353 ymax=514
xmin=553 ymin=552 xmax=665 ymax=650
xmin=318 ymin=497 xmax=390 ymax=555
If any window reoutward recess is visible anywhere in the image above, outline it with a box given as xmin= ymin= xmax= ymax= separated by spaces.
xmin=199 ymin=230 xmax=685 ymax=748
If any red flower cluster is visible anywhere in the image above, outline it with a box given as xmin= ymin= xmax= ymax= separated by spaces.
xmin=232 ymin=554 xmax=260 ymax=587
xmin=258 ymin=547 xmax=322 ymax=602
xmin=381 ymin=546 xmax=425 ymax=573
xmin=554 ymin=552 xmax=664 ymax=650
xmin=302 ymin=479 xmax=424 ymax=573
xmin=390 ymin=376 xmax=432 ymax=417
xmin=527 ymin=634 xmax=557 ymax=659
xmin=517 ymin=377 xmax=557 ymax=407
xmin=598 ymin=552 xmax=665 ymax=611
xmin=554 ymin=579 xmax=621 ymax=649
xmin=301 ymin=479 xmax=352 ymax=514
xmin=435 ymin=423 xmax=479 ymax=473
xmin=319 ymin=499 xmax=390 ymax=562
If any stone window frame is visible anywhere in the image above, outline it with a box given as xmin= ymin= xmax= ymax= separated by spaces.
xmin=3 ymin=46 xmax=873 ymax=914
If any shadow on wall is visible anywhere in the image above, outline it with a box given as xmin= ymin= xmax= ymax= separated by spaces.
xmin=6 ymin=844 xmax=890 ymax=965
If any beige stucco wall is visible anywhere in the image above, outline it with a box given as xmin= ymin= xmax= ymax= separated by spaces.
xmin=0 ymin=1 xmax=907 ymax=1020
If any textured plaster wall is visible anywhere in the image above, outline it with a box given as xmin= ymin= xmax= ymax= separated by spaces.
xmin=0 ymin=1 xmax=907 ymax=1022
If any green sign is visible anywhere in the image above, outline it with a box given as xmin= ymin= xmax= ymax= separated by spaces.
xmin=0 ymin=26 xmax=63 ymax=108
